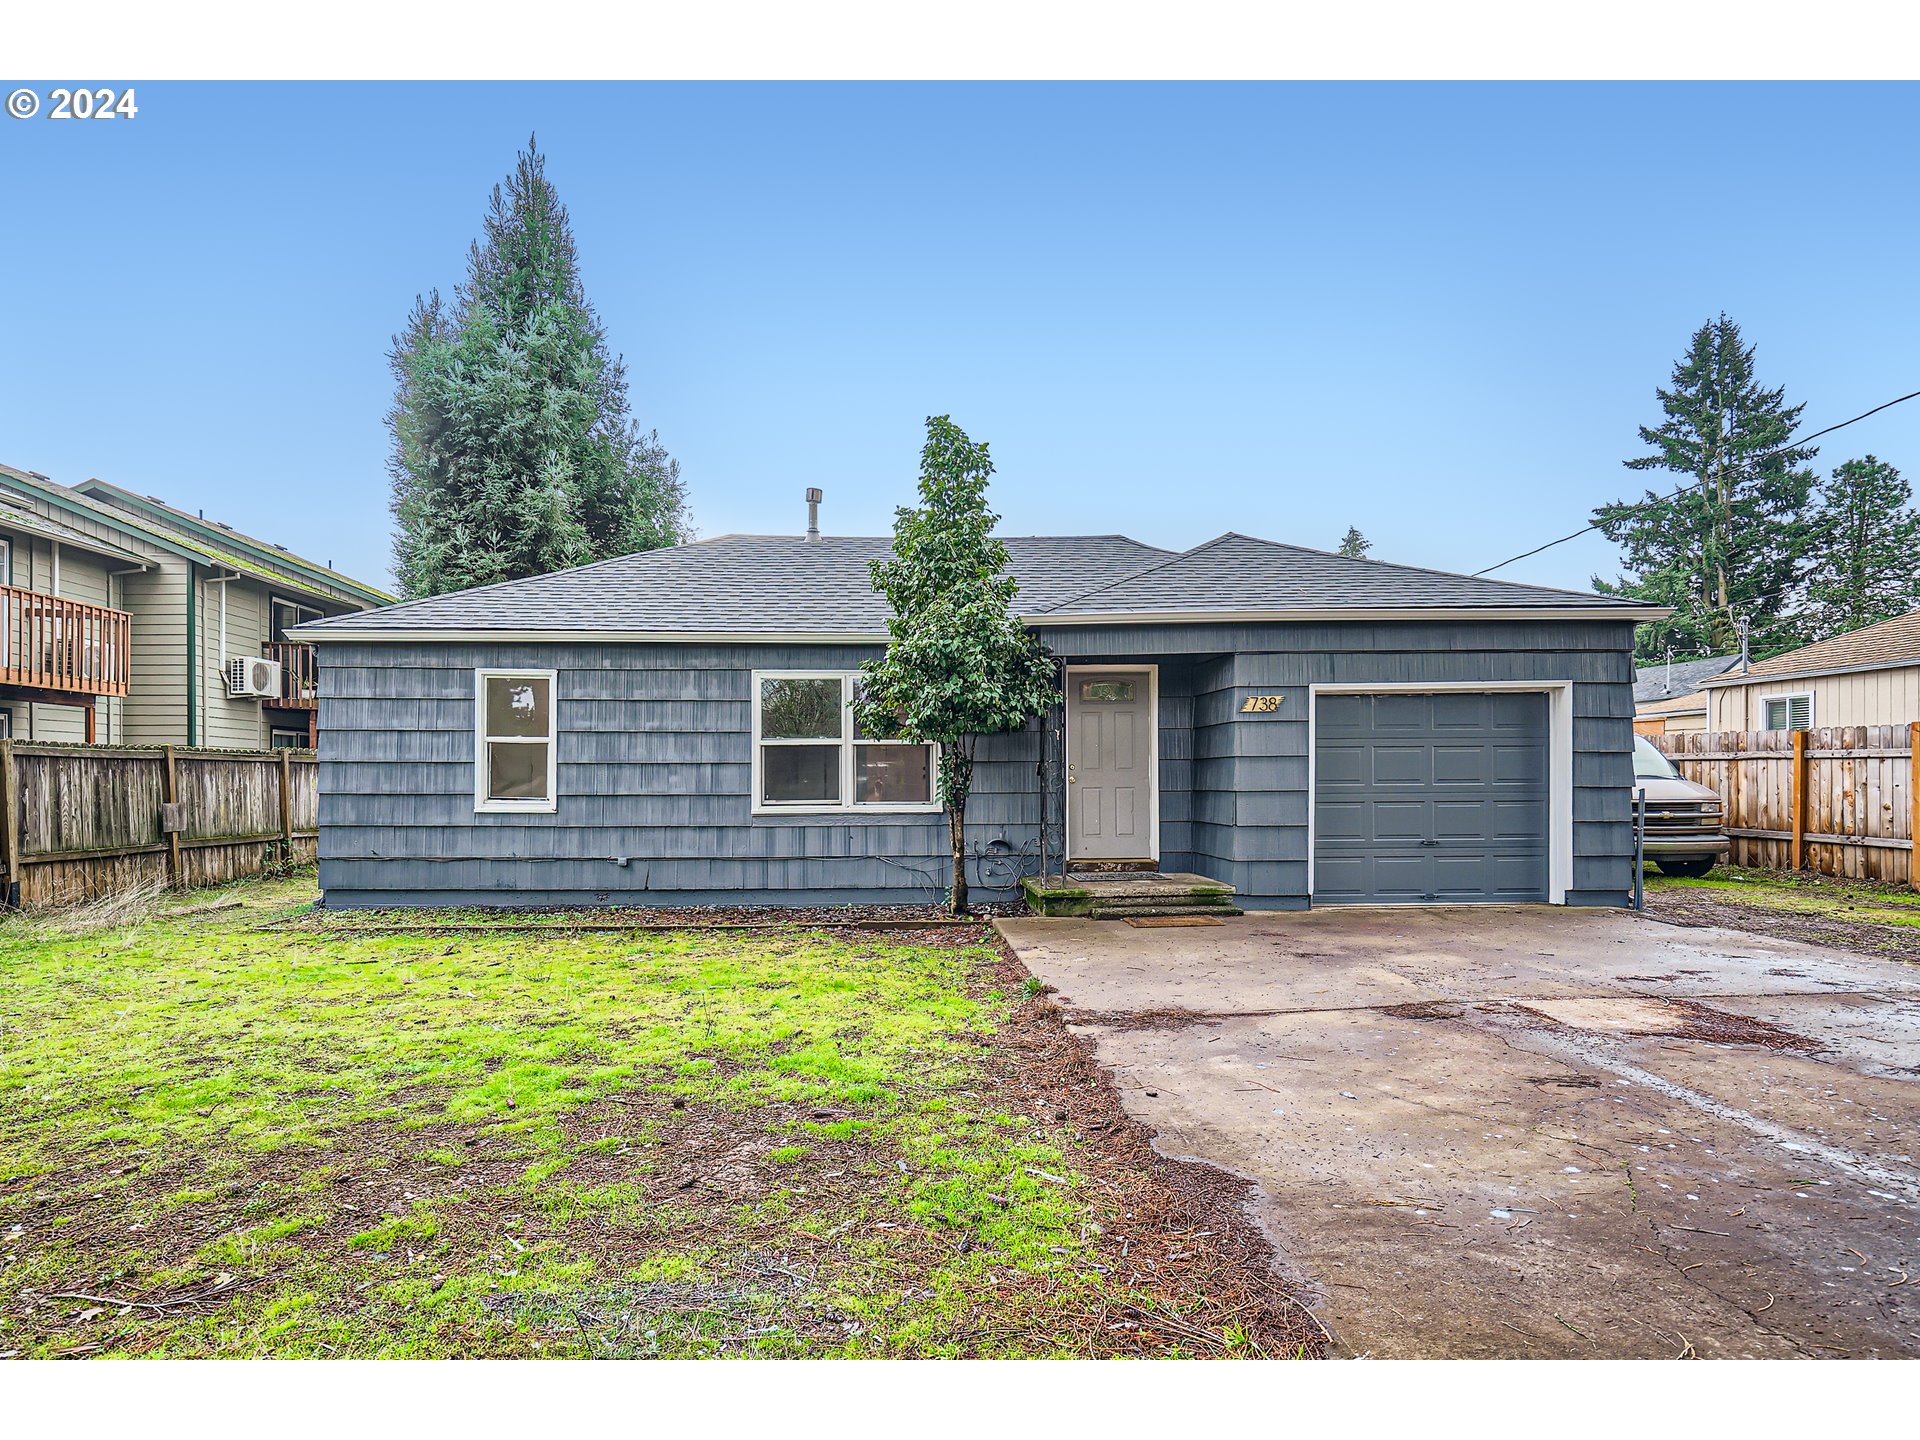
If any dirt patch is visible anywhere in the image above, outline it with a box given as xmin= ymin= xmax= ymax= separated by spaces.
xmin=1632 ymin=998 xmax=1823 ymax=1053
xmin=1380 ymin=1001 xmax=1470 ymax=1022
xmin=1061 ymin=1006 xmax=1232 ymax=1033
xmin=1646 ymin=887 xmax=1920 ymax=965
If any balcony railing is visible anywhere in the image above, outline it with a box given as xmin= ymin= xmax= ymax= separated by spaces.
xmin=263 ymin=640 xmax=318 ymax=709
xmin=0 ymin=583 xmax=131 ymax=698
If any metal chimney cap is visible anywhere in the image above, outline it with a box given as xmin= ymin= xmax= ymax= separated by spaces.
xmin=805 ymin=487 xmax=824 ymax=503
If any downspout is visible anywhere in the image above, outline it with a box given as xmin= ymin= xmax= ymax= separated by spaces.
xmin=107 ymin=563 xmax=149 ymax=748
xmin=186 ymin=562 xmax=198 ymax=746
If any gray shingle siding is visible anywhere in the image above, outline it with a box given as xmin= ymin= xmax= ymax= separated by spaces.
xmin=317 ymin=619 xmax=1636 ymax=911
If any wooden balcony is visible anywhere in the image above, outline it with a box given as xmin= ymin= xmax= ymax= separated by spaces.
xmin=263 ymin=641 xmax=318 ymax=709
xmin=0 ymin=583 xmax=131 ymax=700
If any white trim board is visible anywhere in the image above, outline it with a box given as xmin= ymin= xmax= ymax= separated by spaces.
xmin=473 ymin=668 xmax=559 ymax=815
xmin=1305 ymin=681 xmax=1575 ymax=906
xmin=1063 ymin=663 xmax=1161 ymax=864
xmin=748 ymin=669 xmax=943 ymax=817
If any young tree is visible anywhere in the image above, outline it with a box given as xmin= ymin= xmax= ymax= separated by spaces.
xmin=1591 ymin=315 xmax=1816 ymax=659
xmin=855 ymin=417 xmax=1060 ymax=915
xmin=1336 ymin=526 xmax=1371 ymax=559
xmin=1798 ymin=456 xmax=1920 ymax=638
xmin=388 ymin=139 xmax=687 ymax=598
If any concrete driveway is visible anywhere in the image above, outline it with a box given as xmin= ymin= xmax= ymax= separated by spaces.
xmin=995 ymin=907 xmax=1920 ymax=1358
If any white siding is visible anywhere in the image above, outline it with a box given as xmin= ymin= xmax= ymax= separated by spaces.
xmin=1712 ymin=666 xmax=1920 ymax=730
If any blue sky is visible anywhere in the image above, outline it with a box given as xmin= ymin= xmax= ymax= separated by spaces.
xmin=2 ymin=81 xmax=1916 ymax=592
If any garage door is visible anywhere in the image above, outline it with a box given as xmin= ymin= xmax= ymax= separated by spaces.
xmin=1313 ymin=692 xmax=1549 ymax=904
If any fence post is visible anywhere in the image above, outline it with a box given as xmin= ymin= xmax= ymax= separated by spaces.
xmin=1790 ymin=729 xmax=1810 ymax=872
xmin=1911 ymin=721 xmax=1919 ymax=893
xmin=278 ymin=749 xmax=293 ymax=846
xmin=162 ymin=744 xmax=182 ymax=889
xmin=0 ymin=738 xmax=17 ymax=908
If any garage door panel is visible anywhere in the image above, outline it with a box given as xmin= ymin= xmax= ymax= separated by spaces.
xmin=1491 ymin=743 xmax=1547 ymax=784
xmin=1369 ymin=856 xmax=1431 ymax=898
xmin=1372 ymin=694 xmax=1431 ymax=731
xmin=1370 ymin=745 xmax=1430 ymax=785
xmin=1432 ymin=745 xmax=1491 ymax=785
xmin=1314 ymin=691 xmax=1548 ymax=905
xmin=1315 ymin=743 xmax=1368 ymax=788
xmin=1488 ymin=798 xmax=1548 ymax=840
xmin=1430 ymin=693 xmax=1490 ymax=730
xmin=1315 ymin=799 xmax=1370 ymax=842
xmin=1370 ymin=800 xmax=1431 ymax=840
xmin=1433 ymin=798 xmax=1491 ymax=837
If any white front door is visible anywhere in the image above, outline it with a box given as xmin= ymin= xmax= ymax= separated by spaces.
xmin=1067 ymin=668 xmax=1157 ymax=861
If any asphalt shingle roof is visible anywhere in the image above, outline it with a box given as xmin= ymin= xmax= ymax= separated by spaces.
xmin=1028 ymin=532 xmax=1643 ymax=616
xmin=0 ymin=497 xmax=150 ymax=565
xmin=1702 ymin=608 xmax=1920 ymax=684
xmin=301 ymin=534 xmax=1176 ymax=635
xmin=1633 ymin=654 xmax=1740 ymax=704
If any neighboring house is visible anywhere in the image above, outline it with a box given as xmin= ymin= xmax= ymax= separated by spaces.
xmin=1632 ymin=653 xmax=1738 ymax=736
xmin=0 ymin=464 xmax=392 ymax=748
xmin=298 ymin=527 xmax=1660 ymax=911
xmin=1699 ymin=608 xmax=1920 ymax=733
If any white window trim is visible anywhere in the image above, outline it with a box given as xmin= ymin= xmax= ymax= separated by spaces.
xmin=750 ymin=669 xmax=943 ymax=816
xmin=474 ymin=668 xmax=559 ymax=815
xmin=1761 ymin=691 xmax=1815 ymax=732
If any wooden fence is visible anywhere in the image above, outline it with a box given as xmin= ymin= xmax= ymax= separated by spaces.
xmin=0 ymin=740 xmax=317 ymax=909
xmin=1653 ymin=724 xmax=1920 ymax=887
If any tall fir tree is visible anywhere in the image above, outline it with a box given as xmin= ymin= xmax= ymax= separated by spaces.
xmin=388 ymin=139 xmax=687 ymax=598
xmin=1591 ymin=315 xmax=1816 ymax=660
xmin=1336 ymin=526 xmax=1371 ymax=559
xmin=1798 ymin=456 xmax=1920 ymax=639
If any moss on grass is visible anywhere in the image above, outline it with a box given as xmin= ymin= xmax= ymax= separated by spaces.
xmin=0 ymin=871 xmax=1249 ymax=1359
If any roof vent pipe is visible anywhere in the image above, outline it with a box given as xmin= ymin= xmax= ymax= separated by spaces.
xmin=805 ymin=487 xmax=823 ymax=541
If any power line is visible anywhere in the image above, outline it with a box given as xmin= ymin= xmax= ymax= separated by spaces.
xmin=1473 ymin=387 xmax=1920 ymax=577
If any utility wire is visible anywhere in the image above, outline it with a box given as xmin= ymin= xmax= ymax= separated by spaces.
xmin=1473 ymin=387 xmax=1920 ymax=576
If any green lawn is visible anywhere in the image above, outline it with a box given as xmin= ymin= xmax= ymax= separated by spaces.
xmin=0 ymin=873 xmax=1297 ymax=1358
xmin=1649 ymin=863 xmax=1920 ymax=931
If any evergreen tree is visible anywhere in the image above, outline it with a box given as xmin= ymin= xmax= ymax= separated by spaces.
xmin=1798 ymin=456 xmax=1920 ymax=638
xmin=1336 ymin=526 xmax=1371 ymax=559
xmin=388 ymin=139 xmax=687 ymax=598
xmin=1591 ymin=315 xmax=1816 ymax=660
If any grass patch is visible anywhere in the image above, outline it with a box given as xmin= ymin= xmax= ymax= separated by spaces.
xmin=0 ymin=872 xmax=1301 ymax=1359
xmin=1649 ymin=864 xmax=1920 ymax=929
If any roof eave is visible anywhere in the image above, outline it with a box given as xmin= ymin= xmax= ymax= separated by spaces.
xmin=1024 ymin=604 xmax=1671 ymax=626
xmin=291 ymin=626 xmax=894 ymax=644
xmin=1698 ymin=655 xmax=1920 ymax=688
xmin=74 ymin=480 xmax=394 ymax=604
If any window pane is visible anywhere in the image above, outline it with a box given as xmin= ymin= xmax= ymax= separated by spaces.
xmin=851 ymin=678 xmax=904 ymax=740
xmin=762 ymin=745 xmax=840 ymax=804
xmin=1079 ymin=680 xmax=1135 ymax=702
xmin=488 ymin=741 xmax=549 ymax=801
xmin=855 ymin=744 xmax=932 ymax=805
xmin=760 ymin=677 xmax=844 ymax=739
xmin=486 ymin=675 xmax=551 ymax=738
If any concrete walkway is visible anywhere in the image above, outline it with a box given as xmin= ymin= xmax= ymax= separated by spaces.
xmin=995 ymin=906 xmax=1920 ymax=1358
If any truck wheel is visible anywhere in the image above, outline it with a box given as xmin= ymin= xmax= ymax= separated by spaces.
xmin=1654 ymin=858 xmax=1717 ymax=879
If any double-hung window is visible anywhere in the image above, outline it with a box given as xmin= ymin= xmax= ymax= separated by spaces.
xmin=1761 ymin=693 xmax=1813 ymax=732
xmin=475 ymin=669 xmax=557 ymax=813
xmin=752 ymin=671 xmax=939 ymax=814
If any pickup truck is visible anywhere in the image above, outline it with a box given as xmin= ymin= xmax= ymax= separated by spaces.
xmin=1633 ymin=734 xmax=1731 ymax=878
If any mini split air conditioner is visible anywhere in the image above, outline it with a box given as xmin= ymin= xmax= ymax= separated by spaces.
xmin=226 ymin=655 xmax=282 ymax=699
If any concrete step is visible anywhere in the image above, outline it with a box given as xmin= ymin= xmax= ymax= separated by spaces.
xmin=1088 ymin=902 xmax=1245 ymax=920
xmin=1086 ymin=894 xmax=1240 ymax=911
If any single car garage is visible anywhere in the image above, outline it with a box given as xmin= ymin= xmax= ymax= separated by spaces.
xmin=1311 ymin=685 xmax=1570 ymax=905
